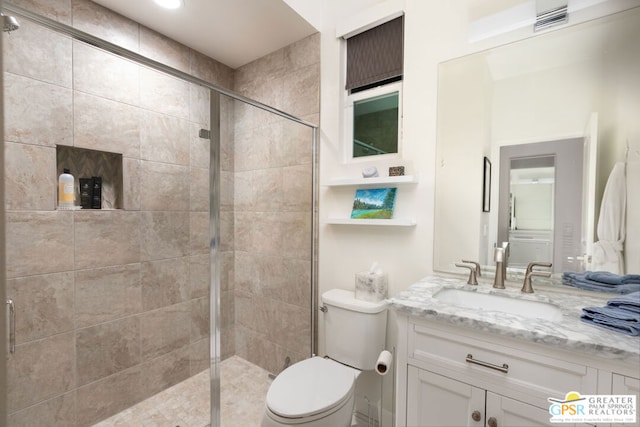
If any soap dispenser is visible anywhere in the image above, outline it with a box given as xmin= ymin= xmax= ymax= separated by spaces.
xmin=58 ymin=168 xmax=75 ymax=208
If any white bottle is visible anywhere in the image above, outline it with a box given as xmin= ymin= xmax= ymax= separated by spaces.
xmin=58 ymin=168 xmax=75 ymax=208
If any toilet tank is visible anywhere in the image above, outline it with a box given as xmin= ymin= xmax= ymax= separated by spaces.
xmin=322 ymin=289 xmax=388 ymax=370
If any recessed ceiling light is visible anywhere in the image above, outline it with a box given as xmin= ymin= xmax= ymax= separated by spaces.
xmin=154 ymin=0 xmax=183 ymax=9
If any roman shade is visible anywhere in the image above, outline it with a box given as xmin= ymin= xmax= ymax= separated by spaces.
xmin=346 ymin=16 xmax=404 ymax=91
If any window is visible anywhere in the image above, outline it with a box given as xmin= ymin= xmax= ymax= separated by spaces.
xmin=345 ymin=16 xmax=404 ymax=159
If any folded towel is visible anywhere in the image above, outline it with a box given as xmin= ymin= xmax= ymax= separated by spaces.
xmin=607 ymin=291 xmax=640 ymax=313
xmin=586 ymin=271 xmax=640 ymax=285
xmin=580 ymin=314 xmax=640 ymax=336
xmin=562 ymin=272 xmax=640 ymax=294
xmin=583 ymin=306 xmax=640 ymax=322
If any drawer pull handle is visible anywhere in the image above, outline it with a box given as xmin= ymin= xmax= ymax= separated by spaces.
xmin=471 ymin=410 xmax=481 ymax=422
xmin=465 ymin=353 xmax=508 ymax=373
xmin=488 ymin=416 xmax=498 ymax=427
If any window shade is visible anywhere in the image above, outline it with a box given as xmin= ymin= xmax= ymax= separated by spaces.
xmin=346 ymin=16 xmax=404 ymax=91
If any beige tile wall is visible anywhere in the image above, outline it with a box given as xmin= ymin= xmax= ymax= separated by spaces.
xmin=232 ymin=34 xmax=320 ymax=374
xmin=3 ymin=0 xmax=319 ymax=425
xmin=3 ymin=0 xmax=235 ymax=425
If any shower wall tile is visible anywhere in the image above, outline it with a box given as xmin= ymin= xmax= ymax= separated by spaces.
xmin=71 ymin=0 xmax=139 ymax=52
xmin=74 ymin=210 xmax=141 ymax=269
xmin=190 ymin=211 xmax=210 ymax=255
xmin=6 ymin=272 xmax=74 ymax=344
xmin=139 ymin=68 xmax=190 ymax=120
xmin=7 ymin=392 xmax=75 ymax=427
xmin=140 ymin=347 xmax=191 ymax=398
xmin=139 ymin=161 xmax=189 ymax=210
xmin=283 ymin=117 xmax=314 ymax=165
xmin=220 ymin=96 xmax=236 ymax=172
xmin=189 ymin=254 xmax=210 ymax=300
xmin=4 ymin=142 xmax=56 ymax=211
xmin=2 ymin=20 xmax=72 ymax=87
xmin=190 ymin=49 xmax=234 ymax=89
xmin=140 ymin=211 xmax=190 ymax=261
xmin=284 ymin=34 xmax=320 ymax=71
xmin=73 ymin=41 xmax=140 ymax=105
xmin=5 ymin=211 xmax=74 ymax=278
xmin=141 ymin=257 xmax=190 ymax=310
xmin=190 ymin=296 xmax=209 ymax=342
xmin=253 ymin=168 xmax=283 ymax=211
xmin=189 ymin=337 xmax=210 ymax=375
xmin=122 ymin=158 xmax=141 ymax=210
xmin=140 ymin=26 xmax=191 ymax=73
xmin=7 ymin=332 xmax=75 ymax=412
xmin=74 ymin=264 xmax=142 ymax=328
xmin=282 ymin=164 xmax=312 ymax=211
xmin=221 ymin=170 xmax=235 ymax=211
xmin=220 ymin=211 xmax=235 ymax=252
xmin=75 ymin=366 xmax=143 ymax=427
xmin=235 ymin=324 xmax=280 ymax=375
xmin=76 ymin=316 xmax=142 ymax=386
xmin=221 ymin=250 xmax=235 ymax=292
xmin=278 ymin=212 xmax=312 ymax=259
xmin=190 ymin=84 xmax=211 ymax=126
xmin=9 ymin=0 xmax=72 ymax=24
xmin=272 ymin=300 xmax=310 ymax=356
xmin=139 ymin=110 xmax=190 ymax=165
xmin=190 ymin=167 xmax=209 ymax=212
xmin=281 ymin=64 xmax=320 ymax=118
xmin=74 ymin=91 xmax=141 ymax=158
xmin=3 ymin=73 xmax=73 ymax=147
xmin=190 ymin=123 xmax=210 ymax=169
xmin=140 ymin=303 xmax=191 ymax=360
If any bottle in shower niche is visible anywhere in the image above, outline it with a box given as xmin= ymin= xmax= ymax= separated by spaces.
xmin=91 ymin=176 xmax=102 ymax=209
xmin=58 ymin=169 xmax=75 ymax=208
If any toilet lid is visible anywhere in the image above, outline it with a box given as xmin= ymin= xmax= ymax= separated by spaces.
xmin=266 ymin=357 xmax=357 ymax=418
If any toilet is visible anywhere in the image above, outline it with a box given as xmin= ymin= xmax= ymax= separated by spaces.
xmin=261 ymin=289 xmax=388 ymax=427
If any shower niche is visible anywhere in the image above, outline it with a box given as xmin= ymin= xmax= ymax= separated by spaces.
xmin=56 ymin=145 xmax=124 ymax=210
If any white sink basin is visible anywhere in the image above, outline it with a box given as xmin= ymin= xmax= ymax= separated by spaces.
xmin=433 ymin=288 xmax=563 ymax=321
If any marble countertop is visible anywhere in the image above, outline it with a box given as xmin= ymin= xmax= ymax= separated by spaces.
xmin=388 ymin=276 xmax=640 ymax=364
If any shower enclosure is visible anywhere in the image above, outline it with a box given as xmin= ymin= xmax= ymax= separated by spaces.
xmin=2 ymin=1 xmax=318 ymax=426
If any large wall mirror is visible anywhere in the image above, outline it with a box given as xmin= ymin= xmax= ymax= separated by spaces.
xmin=434 ymin=7 xmax=640 ymax=280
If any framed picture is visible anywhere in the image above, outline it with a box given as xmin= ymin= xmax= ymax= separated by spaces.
xmin=482 ymin=157 xmax=491 ymax=212
xmin=351 ymin=187 xmax=397 ymax=219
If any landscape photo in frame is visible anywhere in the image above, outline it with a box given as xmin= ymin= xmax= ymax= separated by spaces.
xmin=351 ymin=187 xmax=397 ymax=219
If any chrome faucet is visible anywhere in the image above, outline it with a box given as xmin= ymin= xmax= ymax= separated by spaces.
xmin=455 ymin=262 xmax=478 ymax=285
xmin=521 ymin=262 xmax=552 ymax=293
xmin=493 ymin=246 xmax=506 ymax=289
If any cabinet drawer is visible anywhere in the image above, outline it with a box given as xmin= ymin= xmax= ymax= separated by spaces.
xmin=409 ymin=322 xmax=598 ymax=408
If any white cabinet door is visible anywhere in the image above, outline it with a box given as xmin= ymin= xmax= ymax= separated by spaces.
xmin=486 ymin=391 xmax=554 ymax=427
xmin=407 ymin=366 xmax=485 ymax=427
xmin=612 ymin=374 xmax=640 ymax=427
xmin=485 ymin=392 xmax=593 ymax=427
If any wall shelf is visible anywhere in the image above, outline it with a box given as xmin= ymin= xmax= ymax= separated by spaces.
xmin=323 ymin=174 xmax=419 ymax=187
xmin=323 ymin=218 xmax=417 ymax=227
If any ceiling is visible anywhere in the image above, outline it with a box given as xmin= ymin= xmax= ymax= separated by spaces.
xmin=90 ymin=0 xmax=318 ymax=69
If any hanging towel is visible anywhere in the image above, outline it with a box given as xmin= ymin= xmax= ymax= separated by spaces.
xmin=592 ymin=162 xmax=626 ymax=274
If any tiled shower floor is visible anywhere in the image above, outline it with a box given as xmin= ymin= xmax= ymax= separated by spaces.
xmin=94 ymin=356 xmax=272 ymax=427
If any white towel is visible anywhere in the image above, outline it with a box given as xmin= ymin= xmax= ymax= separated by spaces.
xmin=592 ymin=162 xmax=626 ymax=274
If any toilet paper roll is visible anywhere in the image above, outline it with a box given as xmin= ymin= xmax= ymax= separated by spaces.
xmin=375 ymin=350 xmax=393 ymax=376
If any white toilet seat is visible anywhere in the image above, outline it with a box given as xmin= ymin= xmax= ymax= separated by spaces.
xmin=265 ymin=357 xmax=359 ymax=422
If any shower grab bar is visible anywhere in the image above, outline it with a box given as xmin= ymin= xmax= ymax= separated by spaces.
xmin=7 ymin=298 xmax=15 ymax=353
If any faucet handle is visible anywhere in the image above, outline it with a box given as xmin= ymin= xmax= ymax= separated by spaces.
xmin=455 ymin=263 xmax=478 ymax=285
xmin=521 ymin=263 xmax=552 ymax=293
xmin=461 ymin=260 xmax=481 ymax=277
xmin=525 ymin=262 xmax=552 ymax=274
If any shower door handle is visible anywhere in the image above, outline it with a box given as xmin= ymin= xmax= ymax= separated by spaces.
xmin=6 ymin=298 xmax=15 ymax=354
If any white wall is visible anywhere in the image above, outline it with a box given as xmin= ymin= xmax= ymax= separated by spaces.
xmin=310 ymin=0 xmax=640 ymax=422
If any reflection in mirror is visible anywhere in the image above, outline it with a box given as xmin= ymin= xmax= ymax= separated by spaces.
xmin=507 ymin=157 xmax=555 ymax=269
xmin=434 ymin=8 xmax=640 ymax=283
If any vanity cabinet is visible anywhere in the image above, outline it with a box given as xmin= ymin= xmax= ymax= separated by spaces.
xmin=397 ymin=316 xmax=605 ymax=427
xmin=407 ymin=367 xmax=582 ymax=427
